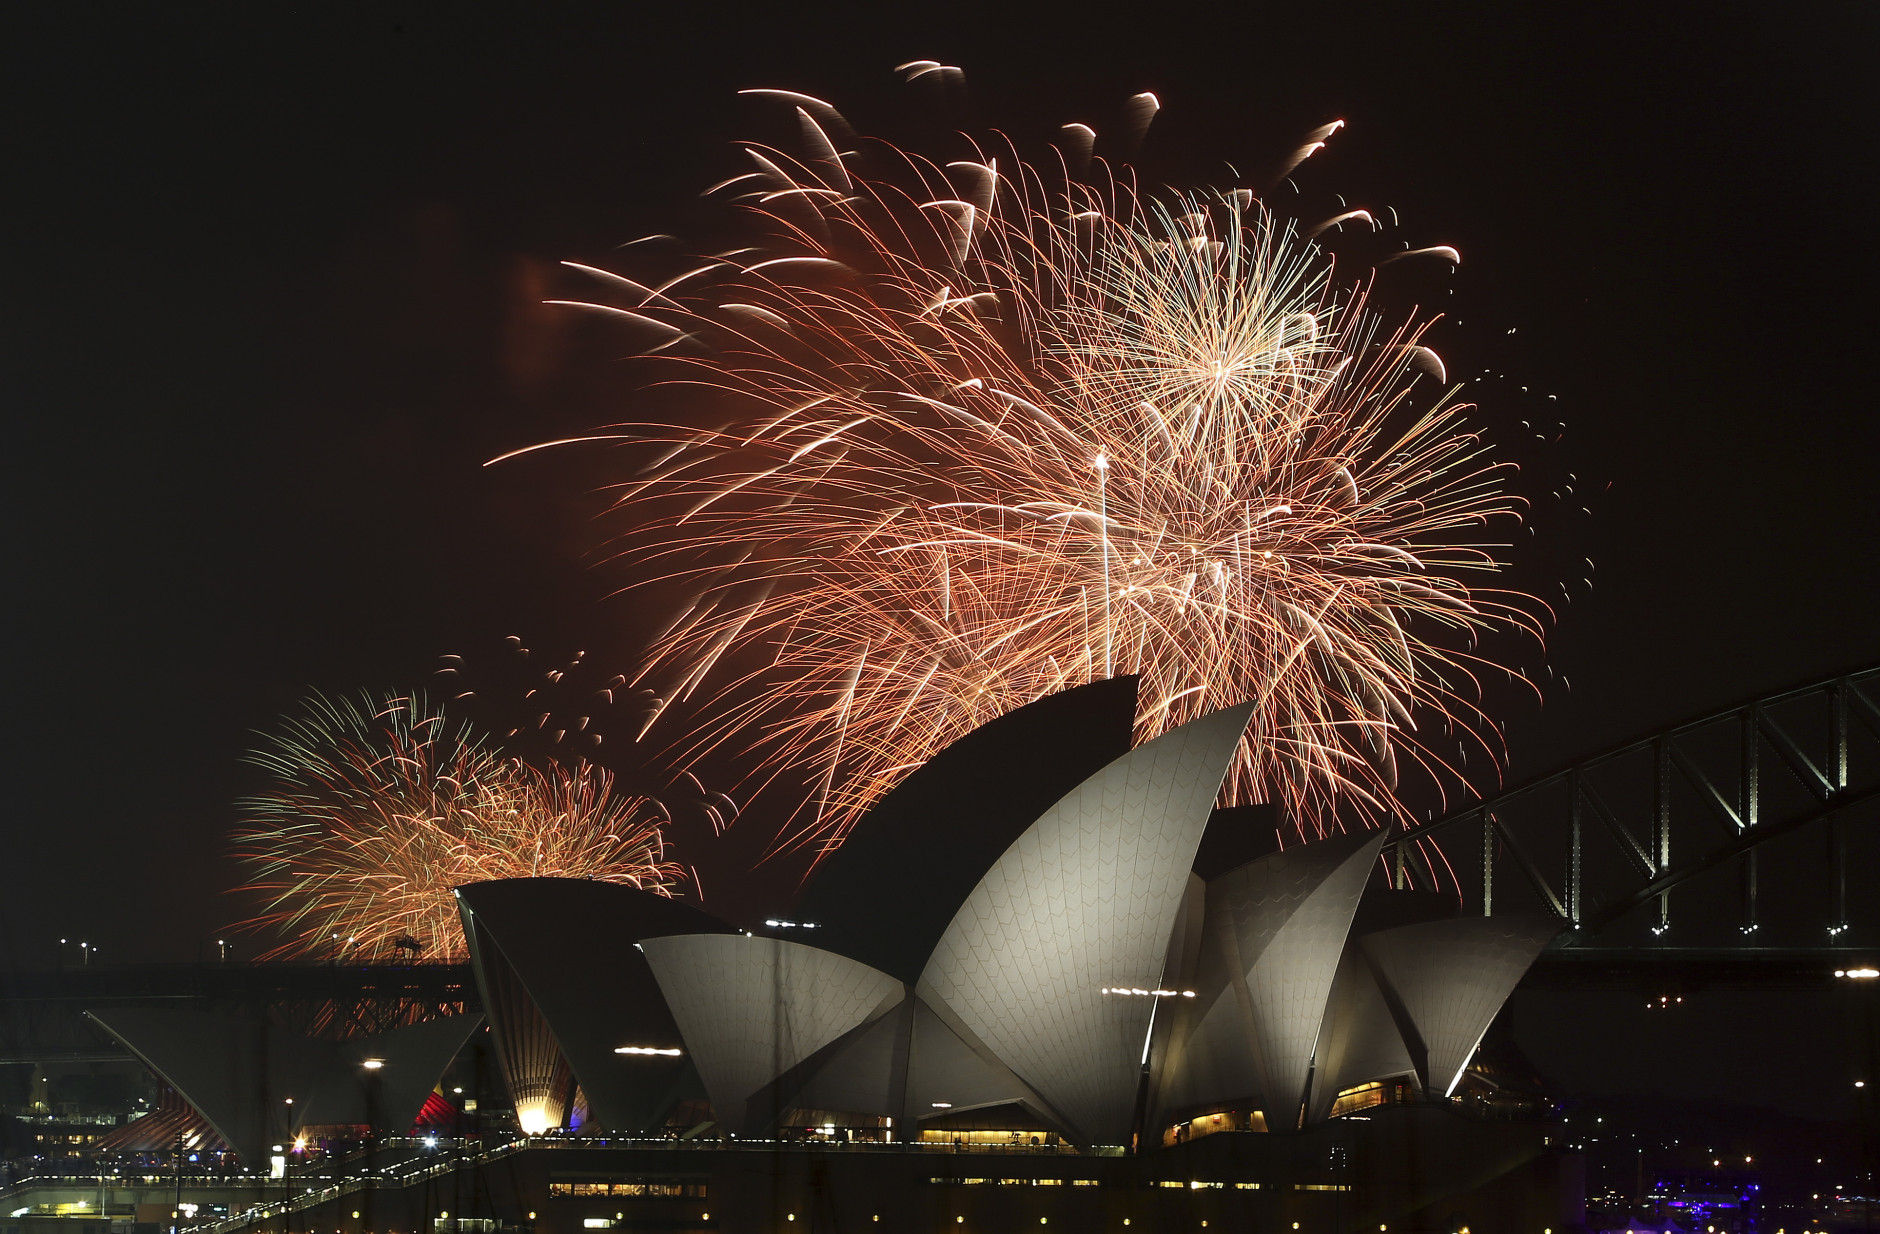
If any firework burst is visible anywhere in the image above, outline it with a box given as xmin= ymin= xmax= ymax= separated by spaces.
xmin=232 ymin=692 xmax=681 ymax=960
xmin=509 ymin=81 xmax=1543 ymax=860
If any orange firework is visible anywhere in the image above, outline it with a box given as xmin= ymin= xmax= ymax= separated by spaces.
xmin=506 ymin=80 xmax=1542 ymax=859
xmin=231 ymin=692 xmax=681 ymax=961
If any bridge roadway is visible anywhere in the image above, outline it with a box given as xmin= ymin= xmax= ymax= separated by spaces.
xmin=0 ymin=964 xmax=475 ymax=1066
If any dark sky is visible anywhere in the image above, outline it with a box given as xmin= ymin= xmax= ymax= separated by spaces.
xmin=4 ymin=1 xmax=1878 ymax=1107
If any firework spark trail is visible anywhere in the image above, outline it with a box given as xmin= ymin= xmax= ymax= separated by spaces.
xmin=231 ymin=692 xmax=681 ymax=961
xmin=436 ymin=636 xmax=743 ymax=836
xmin=521 ymin=84 xmax=1544 ymax=865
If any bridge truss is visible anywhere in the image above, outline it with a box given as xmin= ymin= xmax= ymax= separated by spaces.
xmin=1390 ymin=664 xmax=1880 ymax=960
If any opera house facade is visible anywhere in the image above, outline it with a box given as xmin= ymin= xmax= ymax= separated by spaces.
xmin=89 ymin=678 xmax=1576 ymax=1232
xmin=457 ymin=677 xmax=1560 ymax=1153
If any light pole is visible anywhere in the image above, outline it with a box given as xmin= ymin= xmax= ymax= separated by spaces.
xmin=172 ymin=1129 xmax=185 ymax=1234
xmin=360 ymin=1060 xmax=385 ymax=1234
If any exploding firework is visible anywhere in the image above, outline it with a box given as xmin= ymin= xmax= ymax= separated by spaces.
xmin=507 ymin=78 xmax=1542 ymax=859
xmin=231 ymin=692 xmax=681 ymax=960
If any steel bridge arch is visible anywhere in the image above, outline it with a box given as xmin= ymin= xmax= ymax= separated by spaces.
xmin=1386 ymin=663 xmax=1880 ymax=945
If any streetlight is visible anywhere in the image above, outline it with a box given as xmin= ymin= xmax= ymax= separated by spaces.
xmin=357 ymin=1058 xmax=385 ymax=1233
xmin=171 ymin=1130 xmax=186 ymax=1234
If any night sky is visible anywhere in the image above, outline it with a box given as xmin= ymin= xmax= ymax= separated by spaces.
xmin=5 ymin=4 xmax=1878 ymax=1114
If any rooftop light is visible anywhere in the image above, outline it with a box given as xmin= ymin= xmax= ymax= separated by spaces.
xmin=1101 ymin=987 xmax=1196 ymax=997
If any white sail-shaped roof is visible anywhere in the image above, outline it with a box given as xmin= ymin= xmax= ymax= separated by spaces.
xmin=639 ymin=933 xmax=904 ymax=1133
xmin=916 ymin=703 xmax=1252 ymax=1144
xmin=1232 ymin=831 xmax=1384 ymax=1124
xmin=785 ymin=993 xmax=1060 ymax=1128
xmin=1358 ymin=915 xmax=1561 ymax=1097
xmin=906 ymin=994 xmax=1059 ymax=1126
xmin=1156 ymin=830 xmax=1382 ymax=1122
xmin=457 ymin=879 xmax=730 ymax=1134
xmin=785 ymin=1000 xmax=906 ymax=1119
xmin=1306 ymin=944 xmax=1419 ymax=1121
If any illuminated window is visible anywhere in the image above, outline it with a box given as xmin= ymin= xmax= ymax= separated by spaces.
xmin=1329 ymin=1083 xmax=1389 ymax=1118
xmin=549 ymin=1178 xmax=706 ymax=1199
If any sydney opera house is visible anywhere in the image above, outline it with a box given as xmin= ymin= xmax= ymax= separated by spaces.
xmin=85 ymin=678 xmax=1577 ymax=1232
